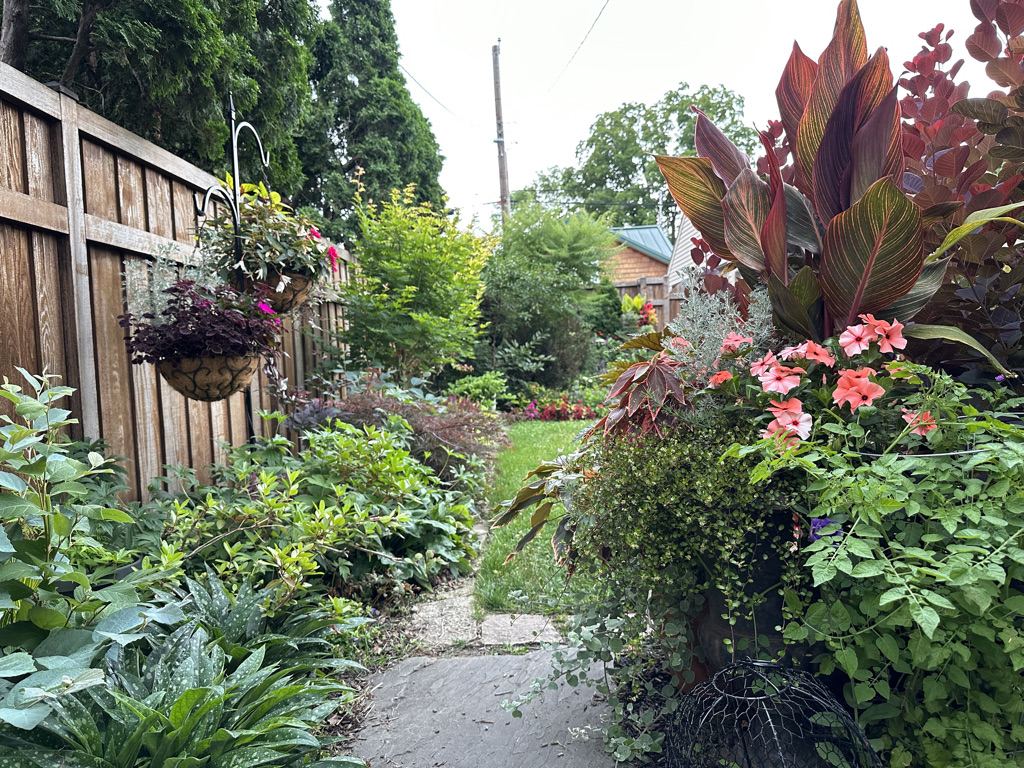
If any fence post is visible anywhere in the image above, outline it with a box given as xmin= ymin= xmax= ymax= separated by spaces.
xmin=57 ymin=91 xmax=99 ymax=438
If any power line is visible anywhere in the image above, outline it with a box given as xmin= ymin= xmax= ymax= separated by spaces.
xmin=398 ymin=63 xmax=466 ymax=123
xmin=545 ymin=0 xmax=612 ymax=95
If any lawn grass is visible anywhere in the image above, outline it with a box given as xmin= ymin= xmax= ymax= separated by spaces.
xmin=476 ymin=419 xmax=597 ymax=615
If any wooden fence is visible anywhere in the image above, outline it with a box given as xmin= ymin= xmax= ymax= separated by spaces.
xmin=614 ymin=276 xmax=681 ymax=331
xmin=0 ymin=62 xmax=348 ymax=500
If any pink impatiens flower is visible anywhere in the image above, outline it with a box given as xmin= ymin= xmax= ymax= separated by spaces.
xmin=839 ymin=324 xmax=876 ymax=357
xmin=759 ymin=365 xmax=805 ymax=395
xmin=308 ymin=226 xmax=322 ymax=241
xmin=902 ymin=408 xmax=937 ymax=435
xmin=708 ymin=370 xmax=733 ymax=388
xmin=667 ymin=336 xmax=692 ymax=353
xmin=257 ymin=301 xmax=275 ymax=314
xmin=720 ymin=332 xmax=754 ymax=354
xmin=751 ymin=351 xmax=778 ymax=377
xmin=833 ymin=370 xmax=885 ymax=411
xmin=327 ymin=245 xmax=339 ymax=273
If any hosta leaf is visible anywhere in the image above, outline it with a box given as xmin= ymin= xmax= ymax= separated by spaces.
xmin=722 ymin=169 xmax=769 ymax=273
xmin=795 ymin=0 xmax=869 ymax=186
xmin=814 ymin=48 xmax=895 ymax=223
xmin=820 ymin=177 xmax=923 ymax=327
xmin=655 ymin=155 xmax=731 ymax=259
xmin=693 ymin=108 xmax=750 ymax=183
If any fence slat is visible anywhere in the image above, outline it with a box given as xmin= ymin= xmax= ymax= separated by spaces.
xmin=31 ymin=232 xmax=67 ymax=382
xmin=0 ymin=224 xmax=37 ymax=428
xmin=0 ymin=100 xmax=25 ymax=194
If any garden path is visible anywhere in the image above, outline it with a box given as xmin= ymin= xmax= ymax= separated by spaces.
xmin=349 ymin=576 xmax=616 ymax=768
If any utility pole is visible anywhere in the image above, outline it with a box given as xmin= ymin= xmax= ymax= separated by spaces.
xmin=492 ymin=39 xmax=510 ymax=223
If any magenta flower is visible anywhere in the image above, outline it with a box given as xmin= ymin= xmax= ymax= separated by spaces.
xmin=257 ymin=301 xmax=275 ymax=315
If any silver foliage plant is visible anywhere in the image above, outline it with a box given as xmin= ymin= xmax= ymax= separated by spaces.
xmin=663 ymin=270 xmax=776 ymax=379
xmin=122 ymin=245 xmax=218 ymax=322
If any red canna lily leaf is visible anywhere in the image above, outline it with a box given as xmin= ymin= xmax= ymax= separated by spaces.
xmin=820 ymin=177 xmax=924 ymax=327
xmin=795 ymin=0 xmax=869 ymax=190
xmin=656 ymin=155 xmax=732 ymax=260
xmin=813 ymin=48 xmax=895 ymax=223
xmin=877 ymin=257 xmax=950 ymax=322
xmin=846 ymin=85 xmax=904 ymax=207
xmin=692 ymin=108 xmax=750 ymax=184
xmin=759 ymin=132 xmax=788 ymax=284
xmin=776 ymin=42 xmax=818 ymax=195
xmin=722 ymin=169 xmax=770 ymax=274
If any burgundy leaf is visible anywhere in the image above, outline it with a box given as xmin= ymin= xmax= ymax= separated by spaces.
xmin=692 ymin=107 xmax=751 ymax=183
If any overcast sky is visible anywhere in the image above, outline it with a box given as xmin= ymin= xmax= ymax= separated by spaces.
xmin=388 ymin=1 xmax=991 ymax=232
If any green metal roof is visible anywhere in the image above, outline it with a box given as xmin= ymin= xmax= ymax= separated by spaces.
xmin=611 ymin=225 xmax=673 ymax=265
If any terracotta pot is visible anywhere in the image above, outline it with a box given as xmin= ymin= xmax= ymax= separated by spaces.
xmin=156 ymin=355 xmax=259 ymax=402
xmin=246 ymin=271 xmax=314 ymax=313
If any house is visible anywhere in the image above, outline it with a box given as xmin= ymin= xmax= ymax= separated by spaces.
xmin=606 ymin=225 xmax=674 ymax=282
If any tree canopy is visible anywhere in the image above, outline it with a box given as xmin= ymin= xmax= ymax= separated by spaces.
xmin=0 ymin=0 xmax=443 ymax=235
xmin=519 ymin=83 xmax=757 ymax=235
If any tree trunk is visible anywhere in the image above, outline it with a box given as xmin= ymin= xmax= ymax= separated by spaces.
xmin=60 ymin=0 xmax=115 ymax=87
xmin=0 ymin=0 xmax=30 ymax=70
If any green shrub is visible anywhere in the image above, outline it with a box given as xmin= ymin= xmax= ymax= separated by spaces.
xmin=166 ymin=416 xmax=477 ymax=604
xmin=445 ymin=371 xmax=509 ymax=409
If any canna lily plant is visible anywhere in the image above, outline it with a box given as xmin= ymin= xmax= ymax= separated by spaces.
xmin=656 ymin=0 xmax=1023 ymax=368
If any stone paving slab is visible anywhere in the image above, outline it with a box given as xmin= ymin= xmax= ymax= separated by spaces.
xmin=407 ymin=582 xmax=478 ymax=648
xmin=479 ymin=614 xmax=562 ymax=645
xmin=353 ymin=650 xmax=615 ymax=768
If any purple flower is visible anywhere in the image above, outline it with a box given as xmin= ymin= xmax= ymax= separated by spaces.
xmin=810 ymin=518 xmax=841 ymax=543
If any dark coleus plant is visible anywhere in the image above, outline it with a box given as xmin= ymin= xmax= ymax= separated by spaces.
xmin=119 ymin=280 xmax=281 ymax=364
xmin=899 ymin=3 xmax=1024 ymax=380
xmin=655 ymin=0 xmax=1020 ymax=373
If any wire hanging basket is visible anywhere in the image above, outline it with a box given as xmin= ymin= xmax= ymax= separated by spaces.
xmin=665 ymin=659 xmax=882 ymax=768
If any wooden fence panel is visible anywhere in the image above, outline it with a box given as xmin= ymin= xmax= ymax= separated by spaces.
xmin=614 ymin=276 xmax=675 ymax=331
xmin=0 ymin=62 xmax=350 ymax=500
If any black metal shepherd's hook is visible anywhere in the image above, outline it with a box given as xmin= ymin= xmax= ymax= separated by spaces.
xmin=194 ymin=93 xmax=271 ymax=442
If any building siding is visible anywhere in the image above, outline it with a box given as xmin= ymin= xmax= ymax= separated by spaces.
xmin=606 ymin=245 xmax=669 ymax=282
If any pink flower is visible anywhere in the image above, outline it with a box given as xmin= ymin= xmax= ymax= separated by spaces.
xmin=751 ymin=351 xmax=778 ymax=377
xmin=762 ymin=419 xmax=803 ymax=446
xmin=720 ymin=332 xmax=754 ymax=354
xmin=838 ymin=324 xmax=875 ymax=357
xmin=779 ymin=342 xmax=808 ymax=361
xmin=308 ymin=226 xmax=322 ymax=241
xmin=257 ymin=301 xmax=275 ymax=315
xmin=668 ymin=336 xmax=692 ymax=353
xmin=709 ymin=370 xmax=733 ymax=388
xmin=327 ymin=245 xmax=339 ymax=273
xmin=838 ymin=366 xmax=876 ymax=380
xmin=902 ymin=408 xmax=937 ymax=435
xmin=833 ymin=372 xmax=885 ymax=411
xmin=759 ymin=365 xmax=805 ymax=395
xmin=767 ymin=398 xmax=803 ymax=418
xmin=875 ymin=320 xmax=907 ymax=354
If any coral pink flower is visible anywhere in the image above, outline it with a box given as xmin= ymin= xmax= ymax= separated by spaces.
xmin=902 ymin=408 xmax=937 ymax=435
xmin=708 ymin=370 xmax=733 ymax=388
xmin=874 ymin=319 xmax=907 ymax=354
xmin=839 ymin=324 xmax=875 ymax=356
xmin=833 ymin=375 xmax=885 ymax=411
xmin=751 ymin=351 xmax=778 ymax=377
xmin=763 ymin=418 xmax=804 ymax=446
xmin=776 ymin=411 xmax=813 ymax=439
xmin=720 ymin=332 xmax=754 ymax=354
xmin=668 ymin=336 xmax=692 ymax=353
xmin=767 ymin=398 xmax=803 ymax=418
xmin=838 ymin=367 xmax=876 ymax=381
xmin=780 ymin=342 xmax=808 ymax=361
xmin=759 ymin=365 xmax=805 ymax=395
xmin=327 ymin=245 xmax=339 ymax=272
xmin=781 ymin=340 xmax=836 ymax=367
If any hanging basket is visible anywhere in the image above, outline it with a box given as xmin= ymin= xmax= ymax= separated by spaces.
xmin=156 ymin=355 xmax=260 ymax=402
xmin=245 ymin=271 xmax=314 ymax=313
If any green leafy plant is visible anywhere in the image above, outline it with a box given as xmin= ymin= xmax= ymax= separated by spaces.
xmin=444 ymin=371 xmax=509 ymax=409
xmin=337 ymin=184 xmax=490 ymax=380
xmin=0 ymin=622 xmax=361 ymax=768
xmin=203 ymin=181 xmax=341 ymax=284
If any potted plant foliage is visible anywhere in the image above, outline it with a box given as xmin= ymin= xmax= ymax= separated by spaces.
xmin=119 ymin=280 xmax=281 ymax=402
xmin=202 ymin=182 xmax=341 ymax=313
